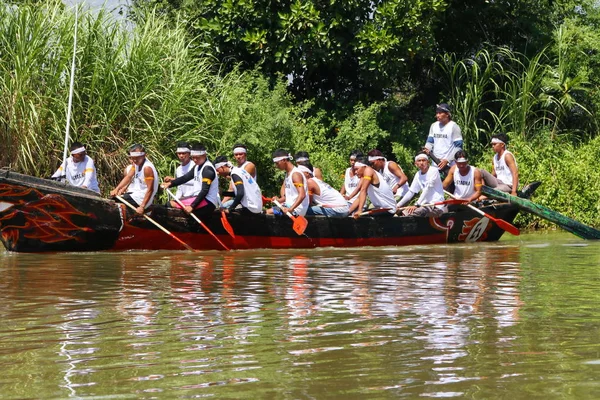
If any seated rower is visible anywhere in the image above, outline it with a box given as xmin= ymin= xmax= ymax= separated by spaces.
xmin=298 ymin=164 xmax=349 ymax=217
xmin=266 ymin=149 xmax=309 ymax=217
xmin=222 ymin=143 xmax=258 ymax=208
xmin=442 ymin=150 xmax=483 ymax=202
xmin=347 ymin=155 xmax=396 ymax=218
xmin=213 ymin=155 xmax=262 ymax=215
xmin=367 ymin=149 xmax=409 ymax=199
xmin=163 ymin=142 xmax=197 ymax=202
xmin=397 ymin=152 xmax=446 ymax=217
xmin=161 ymin=143 xmax=219 ymax=217
xmin=340 ymin=149 xmax=362 ymax=206
xmin=110 ymin=144 xmax=159 ymax=214
xmin=294 ymin=151 xmax=323 ymax=180
xmin=51 ymin=141 xmax=100 ymax=193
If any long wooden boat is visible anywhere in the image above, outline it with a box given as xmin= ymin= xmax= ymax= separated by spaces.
xmin=1 ymin=169 xmax=526 ymax=252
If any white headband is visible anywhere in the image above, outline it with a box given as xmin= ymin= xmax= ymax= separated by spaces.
xmin=190 ymin=150 xmax=207 ymax=156
xmin=455 ymin=157 xmax=468 ymax=163
xmin=176 ymin=147 xmax=191 ymax=153
xmin=70 ymin=147 xmax=86 ymax=155
xmin=273 ymin=155 xmax=291 ymax=162
xmin=214 ymin=161 xmax=231 ymax=169
xmin=368 ymin=156 xmax=386 ymax=162
xmin=491 ymin=138 xmax=505 ymax=145
xmin=354 ymin=161 xmax=368 ymax=168
xmin=233 ymin=147 xmax=247 ymax=154
xmin=295 ymin=157 xmax=309 ymax=162
xmin=297 ymin=165 xmax=313 ymax=175
xmin=415 ymin=154 xmax=428 ymax=162
xmin=350 ymin=156 xmax=357 ymax=160
xmin=130 ymin=151 xmax=145 ymax=157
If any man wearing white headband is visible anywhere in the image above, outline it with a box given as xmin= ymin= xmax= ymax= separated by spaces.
xmin=161 ymin=143 xmax=219 ymax=216
xmin=163 ymin=142 xmax=197 ymax=202
xmin=366 ymin=149 xmax=409 ymax=200
xmin=294 ymin=151 xmax=323 ymax=180
xmin=490 ymin=132 xmax=519 ymax=195
xmin=442 ymin=150 xmax=483 ymax=202
xmin=110 ymin=143 xmax=159 ymax=214
xmin=423 ymin=102 xmax=463 ymax=171
xmin=347 ymin=155 xmax=396 ymax=218
xmin=51 ymin=141 xmax=100 ymax=193
xmin=214 ymin=155 xmax=262 ymax=214
xmin=222 ymin=143 xmax=258 ymax=208
xmin=298 ymin=163 xmax=349 ymax=217
xmin=267 ymin=149 xmax=309 ymax=217
xmin=397 ymin=151 xmax=446 ymax=217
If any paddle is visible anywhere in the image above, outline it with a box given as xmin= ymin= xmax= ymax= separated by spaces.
xmin=397 ymin=198 xmax=467 ymax=212
xmin=359 ymin=208 xmax=393 ymax=216
xmin=165 ymin=189 xmax=231 ymax=251
xmin=115 ymin=195 xmax=197 ymax=252
xmin=220 ymin=210 xmax=235 ymax=238
xmin=426 ymin=152 xmax=451 ymax=173
xmin=272 ymin=199 xmax=308 ymax=235
xmin=444 ymin=190 xmax=520 ymax=236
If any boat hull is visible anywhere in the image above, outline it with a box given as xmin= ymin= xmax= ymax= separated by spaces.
xmin=0 ymin=170 xmax=519 ymax=252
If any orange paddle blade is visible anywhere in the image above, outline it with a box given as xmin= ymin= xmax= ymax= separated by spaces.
xmin=221 ymin=211 xmax=235 ymax=238
xmin=292 ymin=215 xmax=308 ymax=235
xmin=490 ymin=216 xmax=520 ymax=236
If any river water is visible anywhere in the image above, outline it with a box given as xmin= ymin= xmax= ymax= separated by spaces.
xmin=1 ymin=232 xmax=599 ymax=399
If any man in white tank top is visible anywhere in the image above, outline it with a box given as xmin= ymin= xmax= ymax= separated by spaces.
xmin=214 ymin=155 xmax=263 ymax=214
xmin=347 ymin=156 xmax=396 ymax=218
xmin=442 ymin=150 xmax=483 ymax=202
xmin=397 ymin=152 xmax=446 ymax=217
xmin=222 ymin=143 xmax=259 ymax=208
xmin=110 ymin=144 xmax=159 ymax=215
xmin=266 ymin=149 xmax=309 ymax=217
xmin=51 ymin=141 xmax=100 ymax=193
xmin=340 ymin=150 xmax=362 ymax=206
xmin=490 ymin=133 xmax=519 ymax=196
xmin=423 ymin=103 xmax=463 ymax=172
xmin=366 ymin=149 xmax=409 ymax=199
xmin=298 ymin=164 xmax=349 ymax=217
xmin=162 ymin=142 xmax=197 ymax=203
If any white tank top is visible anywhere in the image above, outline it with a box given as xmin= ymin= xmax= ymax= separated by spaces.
xmin=284 ymin=167 xmax=309 ymax=216
xmin=344 ymin=167 xmax=360 ymax=202
xmin=231 ymin=166 xmax=262 ymax=213
xmin=196 ymin=161 xmax=220 ymax=207
xmin=54 ymin=155 xmax=100 ymax=193
xmin=493 ymin=150 xmax=517 ymax=187
xmin=127 ymin=159 xmax=159 ymax=208
xmin=366 ymin=171 xmax=396 ymax=213
xmin=453 ymin=165 xmax=475 ymax=200
xmin=175 ymin=161 xmax=197 ymax=199
xmin=312 ymin=178 xmax=349 ymax=213
xmin=382 ymin=161 xmax=409 ymax=198
xmin=240 ymin=160 xmax=257 ymax=180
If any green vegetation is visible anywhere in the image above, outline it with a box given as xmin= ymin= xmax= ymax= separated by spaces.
xmin=2 ymin=1 xmax=600 ymax=227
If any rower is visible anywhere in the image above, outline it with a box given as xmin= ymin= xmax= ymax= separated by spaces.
xmin=396 ymin=152 xmax=446 ymax=217
xmin=110 ymin=143 xmax=159 ymax=214
xmin=422 ymin=103 xmax=463 ymax=172
xmin=163 ymin=142 xmax=197 ymax=205
xmin=222 ymin=143 xmax=258 ymax=208
xmin=161 ymin=143 xmax=219 ymax=217
xmin=214 ymin=155 xmax=262 ymax=215
xmin=294 ymin=151 xmax=323 ymax=180
xmin=298 ymin=163 xmax=349 ymax=217
xmin=340 ymin=149 xmax=362 ymax=206
xmin=266 ymin=149 xmax=309 ymax=217
xmin=51 ymin=141 xmax=100 ymax=193
xmin=347 ymin=155 xmax=396 ymax=218
xmin=442 ymin=150 xmax=483 ymax=202
xmin=367 ymin=149 xmax=409 ymax=199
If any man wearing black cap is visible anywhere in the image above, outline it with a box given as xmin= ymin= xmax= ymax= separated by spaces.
xmin=423 ymin=103 xmax=463 ymax=172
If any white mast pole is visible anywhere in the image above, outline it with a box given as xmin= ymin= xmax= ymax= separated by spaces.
xmin=60 ymin=6 xmax=78 ymax=180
